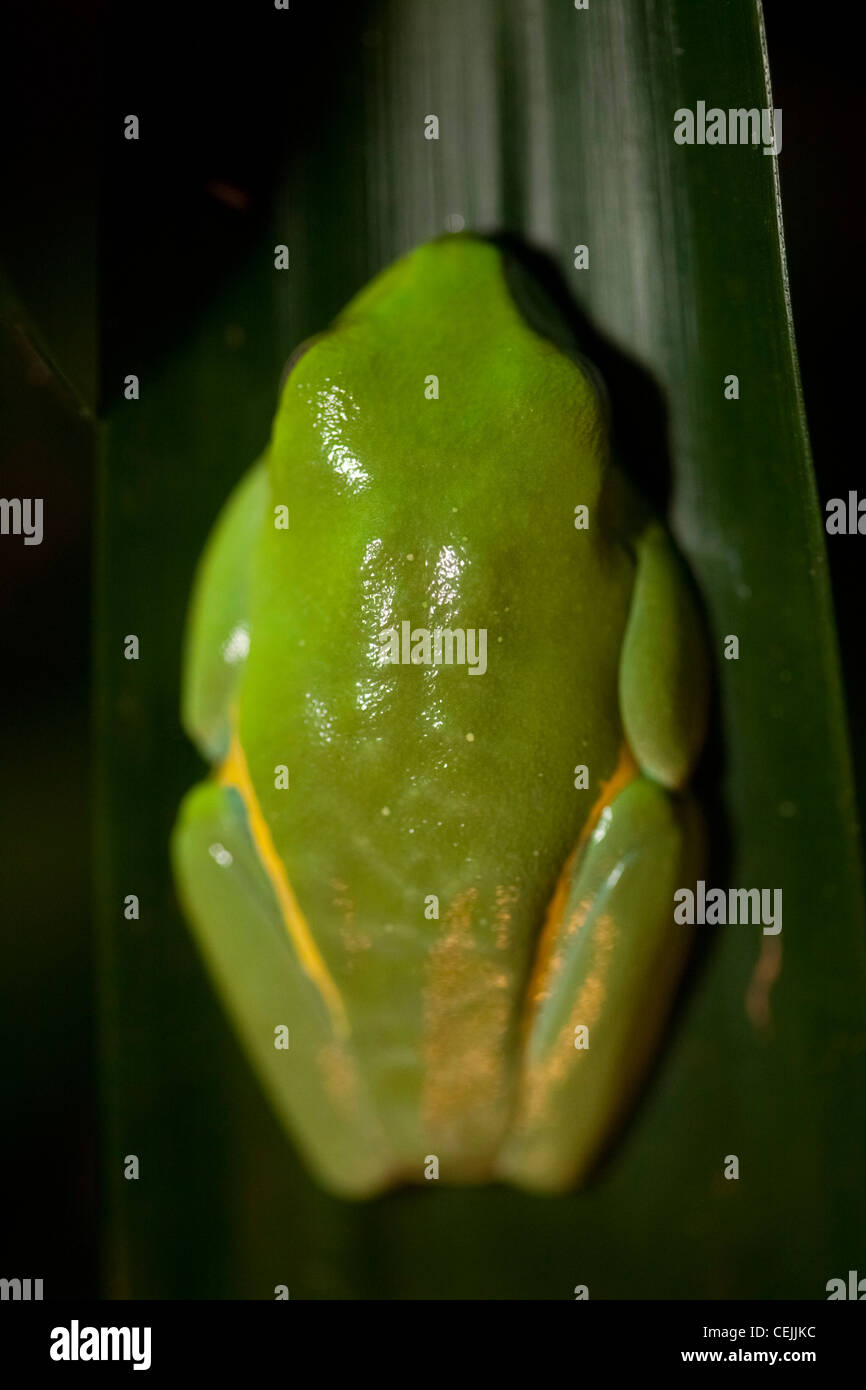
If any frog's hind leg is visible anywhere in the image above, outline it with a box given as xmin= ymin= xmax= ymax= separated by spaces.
xmin=172 ymin=778 xmax=395 ymax=1198
xmin=494 ymin=775 xmax=703 ymax=1193
xmin=495 ymin=519 xmax=709 ymax=1193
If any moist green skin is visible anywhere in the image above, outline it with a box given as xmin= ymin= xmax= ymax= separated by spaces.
xmin=172 ymin=234 xmax=708 ymax=1196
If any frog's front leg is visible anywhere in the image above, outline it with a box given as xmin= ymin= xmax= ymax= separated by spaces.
xmin=495 ymin=521 xmax=708 ymax=1193
xmin=182 ymin=455 xmax=268 ymax=764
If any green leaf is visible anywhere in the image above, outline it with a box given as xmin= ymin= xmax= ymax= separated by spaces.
xmin=97 ymin=0 xmax=864 ymax=1297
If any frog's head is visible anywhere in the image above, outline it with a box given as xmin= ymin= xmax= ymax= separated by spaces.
xmin=270 ymin=234 xmax=609 ymax=512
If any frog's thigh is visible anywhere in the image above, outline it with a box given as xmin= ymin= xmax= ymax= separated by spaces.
xmin=171 ymin=779 xmax=392 ymax=1197
xmin=618 ymin=520 xmax=708 ymax=790
xmin=495 ymin=776 xmax=704 ymax=1194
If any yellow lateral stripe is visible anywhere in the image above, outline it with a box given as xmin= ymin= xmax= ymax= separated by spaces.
xmin=218 ymin=727 xmax=350 ymax=1038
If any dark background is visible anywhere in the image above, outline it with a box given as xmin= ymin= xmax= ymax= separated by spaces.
xmin=0 ymin=0 xmax=861 ymax=1298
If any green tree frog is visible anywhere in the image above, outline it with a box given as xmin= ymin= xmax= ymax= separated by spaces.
xmin=172 ymin=234 xmax=708 ymax=1196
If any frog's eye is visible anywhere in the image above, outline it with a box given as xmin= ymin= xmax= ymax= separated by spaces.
xmin=279 ymin=334 xmax=322 ymax=394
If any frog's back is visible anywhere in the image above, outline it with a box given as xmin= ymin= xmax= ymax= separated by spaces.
xmin=229 ymin=238 xmax=638 ymax=1179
